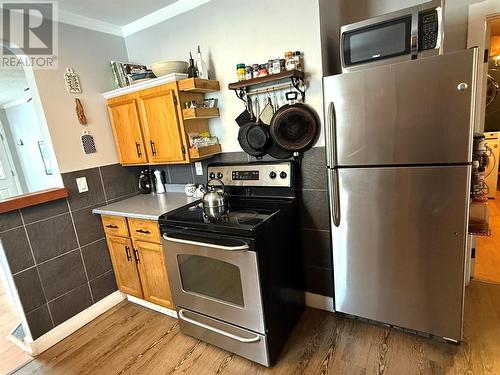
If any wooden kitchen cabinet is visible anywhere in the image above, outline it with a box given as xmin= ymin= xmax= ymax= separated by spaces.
xmin=107 ymin=96 xmax=148 ymax=165
xmin=106 ymin=235 xmax=143 ymax=298
xmin=100 ymin=215 xmax=174 ymax=310
xmin=137 ymin=84 xmax=186 ymax=164
xmin=134 ymin=240 xmax=174 ymax=309
xmin=104 ymin=77 xmax=221 ymax=166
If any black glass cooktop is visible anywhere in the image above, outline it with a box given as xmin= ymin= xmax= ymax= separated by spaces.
xmin=159 ymin=197 xmax=291 ymax=236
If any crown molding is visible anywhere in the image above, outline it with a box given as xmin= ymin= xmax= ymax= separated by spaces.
xmin=58 ymin=10 xmax=124 ymax=37
xmin=122 ymin=0 xmax=212 ymax=37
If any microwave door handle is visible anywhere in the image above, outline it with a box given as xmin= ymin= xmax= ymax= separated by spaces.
xmin=178 ymin=309 xmax=261 ymax=343
xmin=163 ymin=235 xmax=249 ymax=252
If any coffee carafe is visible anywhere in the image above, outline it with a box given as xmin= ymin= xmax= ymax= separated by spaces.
xmin=138 ymin=169 xmax=153 ymax=194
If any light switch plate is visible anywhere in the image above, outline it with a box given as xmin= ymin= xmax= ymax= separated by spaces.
xmin=195 ymin=162 xmax=203 ymax=176
xmin=76 ymin=177 xmax=88 ymax=193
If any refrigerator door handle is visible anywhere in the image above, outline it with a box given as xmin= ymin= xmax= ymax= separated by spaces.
xmin=326 ymin=102 xmax=337 ymax=167
xmin=328 ymin=168 xmax=341 ymax=227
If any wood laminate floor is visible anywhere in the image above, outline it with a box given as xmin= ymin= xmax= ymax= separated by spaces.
xmin=476 ymin=190 xmax=500 ymax=283
xmin=13 ymin=280 xmax=500 ymax=375
xmin=0 ymin=268 xmax=31 ymax=375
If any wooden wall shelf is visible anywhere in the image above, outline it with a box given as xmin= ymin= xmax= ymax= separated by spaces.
xmin=0 ymin=187 xmax=68 ymax=213
xmin=179 ymin=78 xmax=220 ymax=93
xmin=189 ymin=144 xmax=222 ymax=160
xmin=228 ymin=70 xmax=304 ymax=90
xmin=182 ymin=108 xmax=220 ymax=120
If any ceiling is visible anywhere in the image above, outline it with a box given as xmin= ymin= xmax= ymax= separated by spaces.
xmin=0 ymin=69 xmax=29 ymax=106
xmin=58 ymin=0 xmax=178 ymax=26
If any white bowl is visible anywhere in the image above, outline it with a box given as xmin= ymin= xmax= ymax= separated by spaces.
xmin=151 ymin=61 xmax=189 ymax=77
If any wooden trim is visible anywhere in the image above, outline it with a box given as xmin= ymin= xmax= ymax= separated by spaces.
xmin=228 ymin=70 xmax=304 ymax=90
xmin=0 ymin=187 xmax=68 ymax=213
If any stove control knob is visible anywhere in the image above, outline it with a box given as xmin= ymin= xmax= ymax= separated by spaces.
xmin=217 ymin=172 xmax=223 ymax=179
xmin=280 ymin=171 xmax=287 ymax=179
xmin=269 ymin=171 xmax=277 ymax=179
xmin=209 ymin=172 xmax=216 ymax=179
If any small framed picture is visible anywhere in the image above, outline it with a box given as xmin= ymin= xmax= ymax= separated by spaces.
xmin=38 ymin=141 xmax=53 ymax=175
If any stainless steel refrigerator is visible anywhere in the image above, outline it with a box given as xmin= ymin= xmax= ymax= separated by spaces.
xmin=323 ymin=48 xmax=477 ymax=341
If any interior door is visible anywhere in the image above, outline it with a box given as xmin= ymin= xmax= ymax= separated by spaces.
xmin=324 ymin=48 xmax=477 ymax=167
xmin=107 ymin=97 xmax=148 ymax=165
xmin=0 ymin=132 xmax=20 ymax=199
xmin=138 ymin=86 xmax=186 ymax=164
xmin=106 ymin=235 xmax=143 ymax=298
xmin=134 ymin=240 xmax=174 ymax=309
xmin=329 ymin=165 xmax=469 ymax=340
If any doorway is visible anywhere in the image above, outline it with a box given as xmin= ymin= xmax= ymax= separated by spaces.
xmin=474 ymin=17 xmax=500 ymax=284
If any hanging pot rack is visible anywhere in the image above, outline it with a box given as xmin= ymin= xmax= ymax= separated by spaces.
xmin=228 ymin=69 xmax=306 ymax=103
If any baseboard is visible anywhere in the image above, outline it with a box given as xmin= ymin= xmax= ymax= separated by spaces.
xmin=28 ymin=291 xmax=126 ymax=355
xmin=126 ymin=295 xmax=178 ymax=318
xmin=305 ymin=292 xmax=335 ymax=312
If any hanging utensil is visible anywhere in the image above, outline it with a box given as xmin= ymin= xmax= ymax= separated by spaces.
xmin=238 ymin=96 xmax=271 ymax=157
xmin=260 ymin=91 xmax=275 ymax=125
xmin=235 ymin=95 xmax=254 ymax=127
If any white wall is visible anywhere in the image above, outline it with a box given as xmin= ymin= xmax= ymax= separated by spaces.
xmin=124 ymin=0 xmax=325 ymax=151
xmin=33 ymin=22 xmax=129 ymax=173
xmin=4 ymin=101 xmax=58 ymax=191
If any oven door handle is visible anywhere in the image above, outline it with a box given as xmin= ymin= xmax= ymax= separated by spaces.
xmin=178 ymin=309 xmax=261 ymax=343
xmin=163 ymin=235 xmax=249 ymax=252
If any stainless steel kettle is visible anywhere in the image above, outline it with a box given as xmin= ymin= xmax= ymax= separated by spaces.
xmin=202 ymin=179 xmax=227 ymax=208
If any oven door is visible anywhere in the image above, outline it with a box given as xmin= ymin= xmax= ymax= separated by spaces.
xmin=162 ymin=232 xmax=265 ymax=334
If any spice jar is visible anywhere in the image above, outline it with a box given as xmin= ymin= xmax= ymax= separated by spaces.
xmin=293 ymin=51 xmax=302 ymax=71
xmin=245 ymin=65 xmax=253 ymax=80
xmin=258 ymin=64 xmax=268 ymax=77
xmin=252 ymin=64 xmax=259 ymax=78
xmin=236 ymin=63 xmax=246 ymax=81
xmin=285 ymin=51 xmax=295 ymax=71
xmin=267 ymin=60 xmax=274 ymax=75
xmin=272 ymin=58 xmax=281 ymax=74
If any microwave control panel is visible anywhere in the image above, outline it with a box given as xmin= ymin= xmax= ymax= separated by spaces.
xmin=419 ymin=9 xmax=439 ymax=51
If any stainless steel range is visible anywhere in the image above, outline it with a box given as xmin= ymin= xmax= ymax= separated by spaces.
xmin=159 ymin=161 xmax=304 ymax=367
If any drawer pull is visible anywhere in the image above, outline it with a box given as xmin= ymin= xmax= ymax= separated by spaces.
xmin=133 ymin=248 xmax=140 ymax=264
xmin=124 ymin=245 xmax=132 ymax=262
xmin=105 ymin=224 xmax=119 ymax=229
xmin=135 ymin=142 xmax=142 ymax=157
xmin=150 ymin=140 xmax=157 ymax=156
xmin=135 ymin=229 xmax=151 ymax=234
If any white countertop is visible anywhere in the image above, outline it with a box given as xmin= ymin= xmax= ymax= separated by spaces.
xmin=92 ymin=192 xmax=198 ymax=220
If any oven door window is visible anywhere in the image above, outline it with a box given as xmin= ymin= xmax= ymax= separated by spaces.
xmin=343 ymin=16 xmax=412 ymax=66
xmin=177 ymin=255 xmax=244 ymax=307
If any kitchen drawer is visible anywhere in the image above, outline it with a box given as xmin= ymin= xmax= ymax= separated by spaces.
xmin=101 ymin=215 xmax=129 ymax=237
xmin=128 ymin=218 xmax=161 ymax=243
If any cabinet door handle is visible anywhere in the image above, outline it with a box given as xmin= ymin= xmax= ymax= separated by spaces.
xmin=150 ymin=140 xmax=157 ymax=156
xmin=135 ymin=142 xmax=142 ymax=157
xmin=106 ymin=224 xmax=119 ymax=229
xmin=135 ymin=229 xmax=151 ymax=234
xmin=124 ymin=245 xmax=132 ymax=262
xmin=133 ymin=248 xmax=140 ymax=264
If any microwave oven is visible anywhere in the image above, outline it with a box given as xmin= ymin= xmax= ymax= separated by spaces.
xmin=340 ymin=0 xmax=444 ymax=72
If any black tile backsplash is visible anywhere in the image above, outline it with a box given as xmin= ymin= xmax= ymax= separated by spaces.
xmin=300 ymin=229 xmax=332 ymax=270
xmin=167 ymin=164 xmax=194 ymax=184
xmin=26 ymin=213 xmax=78 ymax=263
xmin=0 ymin=163 xmax=138 ymax=340
xmin=0 ymin=227 xmax=34 ymax=274
xmin=81 ymin=239 xmax=112 ymax=280
xmin=62 ymin=167 xmax=106 ymax=211
xmin=297 ymin=189 xmax=330 ymax=231
xmin=49 ymin=284 xmax=93 ymax=326
xmin=72 ymin=205 xmax=105 ymax=246
xmin=38 ymin=250 xmax=87 ymax=301
xmin=297 ymin=147 xmax=327 ymax=190
xmin=304 ymin=266 xmax=334 ymax=297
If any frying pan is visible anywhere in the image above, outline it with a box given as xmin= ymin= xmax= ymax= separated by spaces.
xmin=269 ymin=91 xmax=319 ymax=153
xmin=237 ymin=98 xmax=271 ymax=157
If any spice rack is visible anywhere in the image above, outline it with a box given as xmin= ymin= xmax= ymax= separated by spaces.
xmin=178 ymin=78 xmax=220 ymax=93
xmin=228 ymin=70 xmax=306 ymax=102
xmin=182 ymin=108 xmax=220 ymax=120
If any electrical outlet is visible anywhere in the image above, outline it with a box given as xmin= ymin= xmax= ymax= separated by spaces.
xmin=195 ymin=162 xmax=203 ymax=176
xmin=76 ymin=177 xmax=88 ymax=193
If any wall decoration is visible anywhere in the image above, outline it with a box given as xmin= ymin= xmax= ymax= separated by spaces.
xmin=75 ymin=98 xmax=88 ymax=125
xmin=81 ymin=131 xmax=96 ymax=154
xmin=37 ymin=141 xmax=53 ymax=175
xmin=64 ymin=67 xmax=82 ymax=93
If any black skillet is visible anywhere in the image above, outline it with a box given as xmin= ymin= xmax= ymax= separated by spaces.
xmin=269 ymin=91 xmax=319 ymax=154
xmin=238 ymin=98 xmax=271 ymax=157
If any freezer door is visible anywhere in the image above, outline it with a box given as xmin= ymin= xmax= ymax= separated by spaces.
xmin=329 ymin=165 xmax=470 ymax=340
xmin=324 ymin=49 xmax=477 ymax=167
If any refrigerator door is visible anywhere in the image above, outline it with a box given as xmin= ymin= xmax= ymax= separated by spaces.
xmin=324 ymin=48 xmax=477 ymax=168
xmin=329 ymin=165 xmax=470 ymax=340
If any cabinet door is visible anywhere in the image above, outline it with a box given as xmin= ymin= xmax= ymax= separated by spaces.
xmin=134 ymin=240 xmax=174 ymax=309
xmin=107 ymin=97 xmax=148 ymax=165
xmin=138 ymin=86 xmax=187 ymax=164
xmin=106 ymin=235 xmax=143 ymax=298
